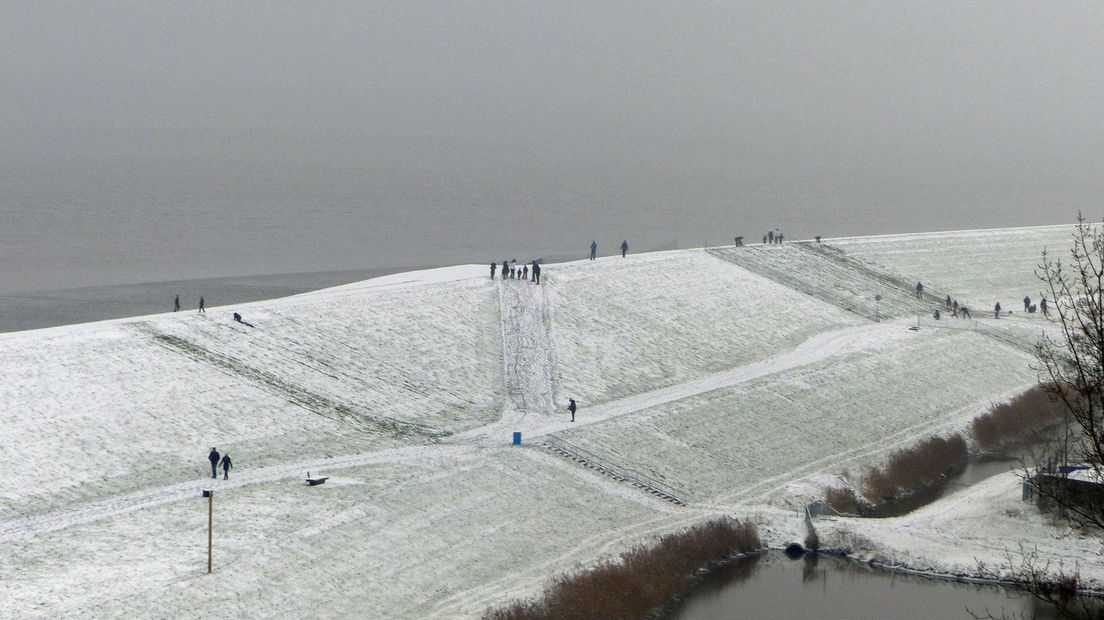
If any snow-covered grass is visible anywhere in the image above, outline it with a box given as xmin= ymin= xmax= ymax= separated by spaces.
xmin=552 ymin=327 xmax=1037 ymax=504
xmin=831 ymin=224 xmax=1075 ymax=310
xmin=0 ymin=274 xmax=503 ymax=518
xmin=545 ymin=251 xmax=863 ymax=407
xmin=1 ymin=230 xmax=1098 ymax=619
xmin=0 ymin=447 xmax=691 ymax=619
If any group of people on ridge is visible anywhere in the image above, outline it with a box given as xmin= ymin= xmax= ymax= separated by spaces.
xmin=491 ymin=259 xmax=542 ymax=284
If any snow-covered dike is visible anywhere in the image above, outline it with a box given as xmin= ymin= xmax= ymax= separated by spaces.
xmin=0 ymin=232 xmax=1093 ymax=619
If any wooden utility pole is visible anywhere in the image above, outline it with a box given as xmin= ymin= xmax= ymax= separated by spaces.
xmin=203 ymin=489 xmax=213 ymax=573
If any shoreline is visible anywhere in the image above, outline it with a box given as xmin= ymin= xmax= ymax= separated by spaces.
xmin=0 ymin=265 xmax=422 ymax=334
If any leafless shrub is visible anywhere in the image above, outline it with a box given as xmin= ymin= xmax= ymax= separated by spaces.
xmin=483 ymin=518 xmax=761 ymax=620
xmin=972 ymin=385 xmax=1066 ymax=451
xmin=824 ymin=486 xmax=862 ymax=514
xmin=862 ymin=434 xmax=968 ymax=501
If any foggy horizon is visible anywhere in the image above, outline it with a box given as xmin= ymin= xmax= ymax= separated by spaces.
xmin=2 ymin=2 xmax=1100 ymax=293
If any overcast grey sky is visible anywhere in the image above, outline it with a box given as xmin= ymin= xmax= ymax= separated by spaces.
xmin=1 ymin=2 xmax=1101 ymax=291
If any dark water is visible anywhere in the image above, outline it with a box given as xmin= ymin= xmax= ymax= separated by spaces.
xmin=668 ymin=552 xmax=1068 ymax=620
xmin=0 ymin=266 xmax=411 ymax=333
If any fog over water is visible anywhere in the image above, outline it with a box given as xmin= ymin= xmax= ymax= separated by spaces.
xmin=2 ymin=2 xmax=1101 ymax=295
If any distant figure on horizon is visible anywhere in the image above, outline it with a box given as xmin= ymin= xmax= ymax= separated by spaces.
xmin=1023 ymin=295 xmax=1031 ymax=312
xmin=590 ymin=241 xmax=598 ymax=260
xmin=762 ymin=235 xmax=768 ymax=244
xmin=1040 ymin=297 xmax=1049 ymax=317
xmin=915 ymin=282 xmax=923 ymax=299
xmin=777 ymin=232 xmax=784 ymax=244
xmin=768 ymin=231 xmax=774 ymax=244
xmin=522 ymin=265 xmax=528 ymax=280
xmin=208 ymin=448 xmax=220 ymax=479
xmin=220 ymin=454 xmax=233 ymax=480
xmin=174 ymin=295 xmax=180 ymax=312
xmin=198 ymin=297 xmax=206 ymax=313
xmin=490 ymin=262 xmax=497 ymax=279
xmin=815 ymin=235 xmax=822 ymax=244
xmin=734 ymin=236 xmax=743 ymax=247
xmin=994 ymin=302 xmax=1002 ymax=319
xmin=621 ymin=240 xmax=628 ymax=258
xmin=568 ymin=398 xmax=576 ymax=422
xmin=533 ymin=262 xmax=542 ymax=285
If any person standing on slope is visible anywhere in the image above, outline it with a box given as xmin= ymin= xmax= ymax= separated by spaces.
xmin=620 ymin=240 xmax=628 ymax=258
xmin=994 ymin=302 xmax=1002 ymax=319
xmin=1023 ymin=295 xmax=1031 ymax=312
xmin=533 ymin=262 xmax=541 ymax=285
xmin=220 ymin=453 xmax=233 ymax=480
xmin=915 ymin=281 xmax=923 ymax=299
xmin=568 ymin=398 xmax=576 ymax=422
xmin=590 ymin=241 xmax=597 ymax=261
xmin=490 ymin=262 xmax=497 ymax=279
xmin=174 ymin=295 xmax=180 ymax=312
xmin=1040 ymin=297 xmax=1049 ymax=317
xmin=208 ymin=447 xmax=220 ymax=479
xmin=198 ymin=296 xmax=206 ymax=313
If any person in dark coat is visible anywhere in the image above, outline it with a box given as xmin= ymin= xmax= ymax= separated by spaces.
xmin=208 ymin=448 xmax=220 ymax=479
xmin=590 ymin=241 xmax=597 ymax=260
xmin=530 ymin=260 xmax=538 ymax=282
xmin=620 ymin=240 xmax=628 ymax=258
xmin=915 ymin=282 xmax=923 ymax=299
xmin=533 ymin=262 xmax=541 ymax=285
xmin=945 ymin=295 xmax=952 ymax=310
xmin=777 ymin=232 xmax=784 ymax=244
xmin=490 ymin=262 xmax=497 ymax=279
xmin=198 ymin=296 xmax=206 ymax=313
xmin=1040 ymin=297 xmax=1049 ymax=317
xmin=994 ymin=302 xmax=1002 ymax=319
xmin=815 ymin=235 xmax=822 ymax=244
xmin=960 ymin=305 xmax=971 ymax=319
xmin=1023 ymin=296 xmax=1031 ymax=312
xmin=174 ymin=295 xmax=180 ymax=312
xmin=220 ymin=454 xmax=233 ymax=480
xmin=568 ymin=398 xmax=576 ymax=422
xmin=762 ymin=235 xmax=768 ymax=244
xmin=768 ymin=231 xmax=774 ymax=244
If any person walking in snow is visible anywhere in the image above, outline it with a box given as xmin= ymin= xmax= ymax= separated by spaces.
xmin=952 ymin=299 xmax=959 ymax=318
xmin=620 ymin=240 xmax=628 ymax=258
xmin=533 ymin=262 xmax=541 ymax=285
xmin=945 ymin=295 xmax=952 ymax=310
xmin=174 ymin=295 xmax=180 ymax=312
xmin=208 ymin=447 xmax=220 ymax=479
xmin=590 ymin=241 xmax=598 ymax=260
xmin=522 ymin=265 xmax=528 ymax=281
xmin=768 ymin=230 xmax=774 ymax=244
xmin=490 ymin=262 xmax=497 ymax=279
xmin=915 ymin=281 xmax=923 ymax=299
xmin=994 ymin=302 xmax=1002 ymax=319
xmin=1040 ymin=297 xmax=1049 ymax=317
xmin=568 ymin=398 xmax=576 ymax=422
xmin=1023 ymin=295 xmax=1031 ymax=312
xmin=198 ymin=296 xmax=206 ymax=313
xmin=220 ymin=454 xmax=233 ymax=480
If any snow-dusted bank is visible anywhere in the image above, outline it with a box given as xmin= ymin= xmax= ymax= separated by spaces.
xmin=0 ymin=225 xmax=1095 ymax=618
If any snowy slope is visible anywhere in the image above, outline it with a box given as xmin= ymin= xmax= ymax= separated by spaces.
xmin=546 ymin=251 xmax=863 ymax=407
xmin=0 ymin=230 xmax=1093 ymax=619
xmin=831 ymin=224 xmax=1075 ymax=309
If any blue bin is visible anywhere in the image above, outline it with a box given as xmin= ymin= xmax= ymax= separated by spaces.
xmin=512 ymin=432 xmax=522 ymax=445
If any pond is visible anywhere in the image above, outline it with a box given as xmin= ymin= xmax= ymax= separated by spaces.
xmin=667 ymin=552 xmax=1070 ymax=620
